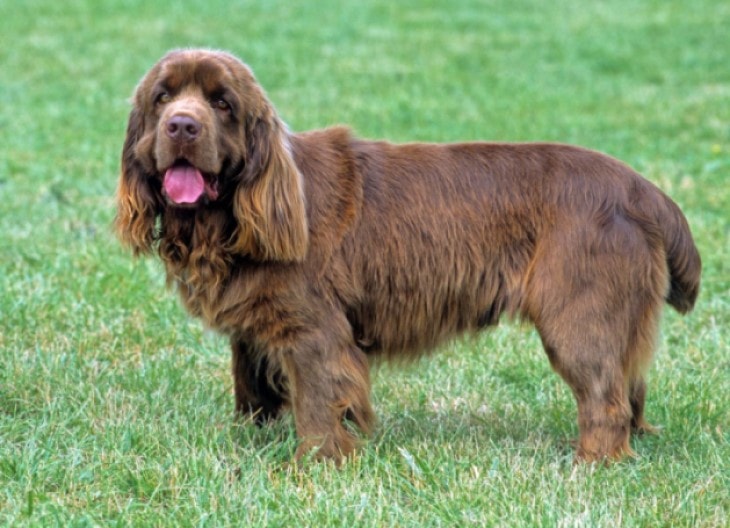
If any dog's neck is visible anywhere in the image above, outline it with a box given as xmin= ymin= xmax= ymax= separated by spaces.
xmin=157 ymin=207 xmax=235 ymax=319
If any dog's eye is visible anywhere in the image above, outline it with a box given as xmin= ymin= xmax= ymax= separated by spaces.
xmin=213 ymin=98 xmax=231 ymax=112
xmin=155 ymin=92 xmax=172 ymax=105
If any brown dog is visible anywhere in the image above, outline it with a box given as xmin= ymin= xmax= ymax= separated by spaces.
xmin=115 ymin=49 xmax=701 ymax=463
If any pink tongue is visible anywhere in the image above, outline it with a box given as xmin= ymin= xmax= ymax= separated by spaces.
xmin=163 ymin=165 xmax=205 ymax=204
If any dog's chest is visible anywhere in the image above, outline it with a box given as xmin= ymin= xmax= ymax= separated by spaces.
xmin=173 ymin=268 xmax=226 ymax=328
xmin=169 ymin=255 xmax=294 ymax=341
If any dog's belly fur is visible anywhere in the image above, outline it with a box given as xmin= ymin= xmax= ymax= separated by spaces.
xmin=343 ymin=220 xmax=525 ymax=357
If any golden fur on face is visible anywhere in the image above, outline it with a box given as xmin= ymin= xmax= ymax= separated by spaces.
xmin=116 ymin=49 xmax=701 ymax=464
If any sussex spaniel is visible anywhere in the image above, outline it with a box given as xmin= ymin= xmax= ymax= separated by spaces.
xmin=115 ymin=49 xmax=701 ymax=463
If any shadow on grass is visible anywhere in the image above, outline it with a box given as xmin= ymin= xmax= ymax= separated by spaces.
xmin=228 ymin=403 xmax=578 ymax=467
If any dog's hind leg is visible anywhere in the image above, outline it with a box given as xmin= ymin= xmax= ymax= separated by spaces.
xmin=626 ymin=283 xmax=665 ymax=436
xmin=525 ymin=215 xmax=667 ymax=462
xmin=536 ymin=309 xmax=635 ymax=463
xmin=629 ymin=376 xmax=660 ymax=434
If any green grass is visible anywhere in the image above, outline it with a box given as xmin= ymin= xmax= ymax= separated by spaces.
xmin=1 ymin=0 xmax=728 ymax=525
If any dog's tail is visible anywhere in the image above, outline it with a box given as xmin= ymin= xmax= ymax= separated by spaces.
xmin=632 ymin=181 xmax=701 ymax=313
xmin=661 ymin=195 xmax=701 ymax=313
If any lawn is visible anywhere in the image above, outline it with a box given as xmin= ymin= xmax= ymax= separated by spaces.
xmin=1 ymin=0 xmax=728 ymax=525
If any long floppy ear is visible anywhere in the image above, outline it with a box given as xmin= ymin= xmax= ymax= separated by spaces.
xmin=231 ymin=106 xmax=309 ymax=262
xmin=114 ymin=106 xmax=160 ymax=255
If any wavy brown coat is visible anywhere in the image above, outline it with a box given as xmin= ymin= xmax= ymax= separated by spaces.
xmin=116 ymin=49 xmax=701 ymax=463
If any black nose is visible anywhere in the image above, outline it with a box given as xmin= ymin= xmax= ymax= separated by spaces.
xmin=166 ymin=115 xmax=201 ymax=141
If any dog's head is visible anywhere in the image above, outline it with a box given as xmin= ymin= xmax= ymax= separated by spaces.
xmin=115 ymin=49 xmax=308 ymax=261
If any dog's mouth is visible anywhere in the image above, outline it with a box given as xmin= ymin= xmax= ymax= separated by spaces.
xmin=162 ymin=160 xmax=219 ymax=205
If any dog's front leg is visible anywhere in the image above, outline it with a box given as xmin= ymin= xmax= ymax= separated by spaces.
xmin=280 ymin=331 xmax=375 ymax=464
xmin=230 ymin=337 xmax=287 ymax=424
